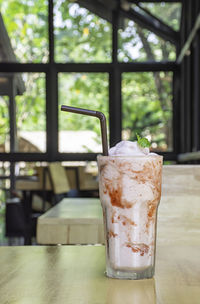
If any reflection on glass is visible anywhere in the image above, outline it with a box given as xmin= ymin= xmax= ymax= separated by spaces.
xmin=138 ymin=2 xmax=182 ymax=31
xmin=16 ymin=73 xmax=46 ymax=152
xmin=106 ymin=277 xmax=156 ymax=304
xmin=122 ymin=72 xmax=173 ymax=152
xmin=0 ymin=0 xmax=48 ymax=63
xmin=54 ymin=0 xmax=111 ymax=63
xmin=58 ymin=73 xmax=109 ymax=153
xmin=118 ymin=19 xmax=176 ymax=62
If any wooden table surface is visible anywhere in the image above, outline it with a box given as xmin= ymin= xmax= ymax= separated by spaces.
xmin=37 ymin=198 xmax=104 ymax=245
xmin=1 ymin=199 xmax=200 ymax=304
xmin=0 ymin=194 xmax=196 ymax=303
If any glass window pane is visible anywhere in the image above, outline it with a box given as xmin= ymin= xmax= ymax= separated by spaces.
xmin=0 ymin=0 xmax=48 ymax=63
xmin=0 ymin=95 xmax=9 ymax=152
xmin=16 ymin=73 xmax=46 ymax=153
xmin=122 ymin=72 xmax=173 ymax=152
xmin=118 ymin=19 xmax=176 ymax=62
xmin=54 ymin=1 xmax=112 ymax=63
xmin=59 ymin=73 xmax=109 ymax=153
xmin=138 ymin=2 xmax=182 ymax=31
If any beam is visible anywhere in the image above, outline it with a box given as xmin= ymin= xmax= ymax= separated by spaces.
xmin=193 ymin=33 xmax=200 ymax=150
xmin=172 ymin=70 xmax=181 ymax=154
xmin=46 ymin=66 xmax=58 ymax=160
xmin=77 ymin=0 xmax=113 ymax=23
xmin=118 ymin=61 xmax=178 ymax=72
xmin=55 ymin=63 xmax=112 ymax=72
xmin=128 ymin=0 xmax=182 ymax=3
xmin=48 ymin=0 xmax=54 ymax=63
xmin=0 ymin=63 xmax=112 ymax=73
xmin=177 ymin=13 xmax=200 ymax=63
xmin=0 ymin=62 xmax=177 ymax=73
xmin=0 ymin=151 xmax=177 ymax=162
xmin=137 ymin=3 xmax=179 ymax=37
xmin=120 ymin=7 xmax=179 ymax=45
xmin=109 ymin=10 xmax=122 ymax=147
xmin=0 ymin=63 xmax=49 ymax=72
xmin=8 ymin=78 xmax=17 ymax=153
xmin=8 ymin=77 xmax=17 ymax=193
xmin=57 ymin=62 xmax=177 ymax=72
xmin=77 ymin=0 xmax=125 ymax=28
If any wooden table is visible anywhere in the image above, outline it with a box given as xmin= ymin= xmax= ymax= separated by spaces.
xmin=37 ymin=198 xmax=104 ymax=245
xmin=1 ymin=195 xmax=200 ymax=304
xmin=37 ymin=163 xmax=200 ymax=245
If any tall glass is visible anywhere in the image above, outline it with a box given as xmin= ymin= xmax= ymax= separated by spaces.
xmin=97 ymin=155 xmax=163 ymax=280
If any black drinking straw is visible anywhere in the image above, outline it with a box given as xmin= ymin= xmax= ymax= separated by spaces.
xmin=61 ymin=105 xmax=109 ymax=156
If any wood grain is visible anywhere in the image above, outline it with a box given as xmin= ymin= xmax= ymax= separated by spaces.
xmin=1 ymin=191 xmax=200 ymax=303
xmin=1 ymin=199 xmax=200 ymax=304
xmin=37 ymin=198 xmax=104 ymax=245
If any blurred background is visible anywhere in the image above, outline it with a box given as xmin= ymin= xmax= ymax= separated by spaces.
xmin=0 ymin=0 xmax=199 ymax=244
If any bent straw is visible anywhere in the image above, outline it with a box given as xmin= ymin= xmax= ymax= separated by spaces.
xmin=61 ymin=105 xmax=109 ymax=156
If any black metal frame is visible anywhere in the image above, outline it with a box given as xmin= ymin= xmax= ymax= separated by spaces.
xmin=119 ymin=7 xmax=179 ymax=45
xmin=177 ymin=0 xmax=200 ymax=158
xmin=0 ymin=0 xmax=181 ymax=166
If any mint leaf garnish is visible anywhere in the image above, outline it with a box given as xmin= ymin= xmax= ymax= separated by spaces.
xmin=136 ymin=134 xmax=151 ymax=148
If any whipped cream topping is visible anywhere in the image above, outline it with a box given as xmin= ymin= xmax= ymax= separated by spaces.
xmin=109 ymin=140 xmax=150 ymax=156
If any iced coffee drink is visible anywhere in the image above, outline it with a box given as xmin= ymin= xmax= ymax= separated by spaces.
xmin=98 ymin=140 xmax=162 ymax=279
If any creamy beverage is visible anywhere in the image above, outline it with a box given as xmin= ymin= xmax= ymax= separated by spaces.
xmin=97 ymin=140 xmax=163 ymax=279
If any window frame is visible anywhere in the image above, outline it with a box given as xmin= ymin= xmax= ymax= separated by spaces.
xmin=0 ymin=0 xmax=179 ymax=163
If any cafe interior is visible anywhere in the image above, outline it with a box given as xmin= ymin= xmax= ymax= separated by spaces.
xmin=0 ymin=0 xmax=200 ymax=302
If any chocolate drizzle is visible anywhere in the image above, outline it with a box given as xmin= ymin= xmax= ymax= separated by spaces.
xmin=117 ymin=215 xmax=136 ymax=226
xmin=125 ymin=242 xmax=149 ymax=256
xmin=99 ymin=156 xmax=162 ymax=238
xmin=108 ymin=230 xmax=118 ymax=238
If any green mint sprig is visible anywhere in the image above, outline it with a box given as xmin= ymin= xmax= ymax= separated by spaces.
xmin=136 ymin=134 xmax=151 ymax=148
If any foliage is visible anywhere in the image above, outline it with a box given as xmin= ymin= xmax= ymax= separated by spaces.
xmin=0 ymin=0 xmax=48 ymax=62
xmin=59 ymin=73 xmax=109 ymax=136
xmin=122 ymin=72 xmax=172 ymax=150
xmin=136 ymin=133 xmax=151 ymax=148
xmin=0 ymin=0 xmax=180 ymax=152
xmin=16 ymin=74 xmax=46 ymax=132
xmin=0 ymin=97 xmax=9 ymax=145
xmin=0 ymin=0 xmax=47 ymax=148
xmin=139 ymin=2 xmax=181 ymax=31
xmin=54 ymin=1 xmax=112 ymax=63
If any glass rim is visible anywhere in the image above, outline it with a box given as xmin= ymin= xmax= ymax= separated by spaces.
xmin=97 ymin=154 xmax=163 ymax=159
